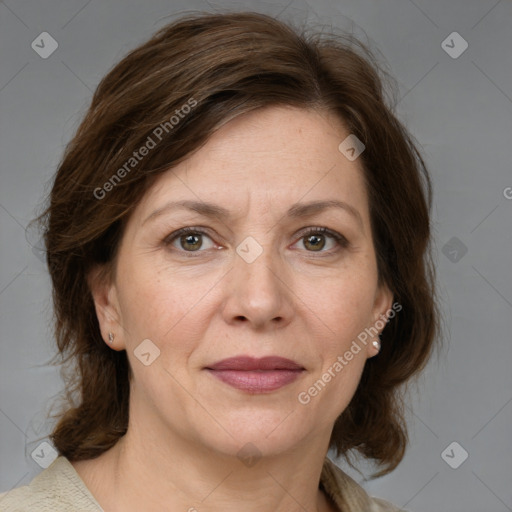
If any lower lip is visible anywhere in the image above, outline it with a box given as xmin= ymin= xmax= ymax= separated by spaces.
xmin=206 ymin=369 xmax=303 ymax=393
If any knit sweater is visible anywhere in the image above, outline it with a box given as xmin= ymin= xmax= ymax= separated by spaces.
xmin=0 ymin=456 xmax=405 ymax=511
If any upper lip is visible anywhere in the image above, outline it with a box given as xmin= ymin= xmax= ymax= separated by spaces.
xmin=206 ymin=356 xmax=304 ymax=371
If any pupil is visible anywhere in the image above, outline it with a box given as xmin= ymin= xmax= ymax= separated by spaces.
xmin=306 ymin=234 xmax=324 ymax=251
xmin=182 ymin=234 xmax=201 ymax=250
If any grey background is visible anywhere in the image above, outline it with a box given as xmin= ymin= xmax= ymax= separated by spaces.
xmin=1 ymin=0 xmax=511 ymax=511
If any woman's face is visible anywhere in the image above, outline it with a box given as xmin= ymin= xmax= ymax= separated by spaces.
xmin=92 ymin=106 xmax=393 ymax=458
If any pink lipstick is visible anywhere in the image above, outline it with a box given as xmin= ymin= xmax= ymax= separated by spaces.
xmin=205 ymin=356 xmax=304 ymax=393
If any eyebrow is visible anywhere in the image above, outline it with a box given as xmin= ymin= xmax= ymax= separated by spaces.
xmin=142 ymin=199 xmax=364 ymax=229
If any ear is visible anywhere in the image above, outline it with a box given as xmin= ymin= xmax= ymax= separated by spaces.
xmin=87 ymin=264 xmax=125 ymax=350
xmin=372 ymin=281 xmax=394 ymax=326
xmin=367 ymin=281 xmax=394 ymax=356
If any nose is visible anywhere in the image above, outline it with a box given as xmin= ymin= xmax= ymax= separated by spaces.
xmin=220 ymin=244 xmax=295 ymax=331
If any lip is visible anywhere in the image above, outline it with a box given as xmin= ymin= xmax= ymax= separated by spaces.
xmin=205 ymin=356 xmax=305 ymax=393
xmin=206 ymin=356 xmax=304 ymax=371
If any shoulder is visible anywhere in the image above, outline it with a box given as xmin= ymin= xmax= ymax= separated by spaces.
xmin=320 ymin=456 xmax=407 ymax=512
xmin=0 ymin=456 xmax=102 ymax=511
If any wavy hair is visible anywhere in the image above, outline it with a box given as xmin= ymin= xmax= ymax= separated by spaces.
xmin=32 ymin=11 xmax=439 ymax=475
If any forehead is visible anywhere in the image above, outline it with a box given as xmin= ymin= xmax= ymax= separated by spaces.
xmin=133 ymin=106 xmax=370 ymax=224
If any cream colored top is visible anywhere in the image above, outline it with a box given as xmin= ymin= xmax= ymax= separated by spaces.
xmin=0 ymin=456 xmax=406 ymax=511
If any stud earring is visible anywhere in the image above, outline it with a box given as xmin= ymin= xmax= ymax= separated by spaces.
xmin=372 ymin=339 xmax=381 ymax=352
xmin=108 ymin=332 xmax=115 ymax=344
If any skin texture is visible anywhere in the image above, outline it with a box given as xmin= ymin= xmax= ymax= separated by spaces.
xmin=73 ymin=106 xmax=393 ymax=512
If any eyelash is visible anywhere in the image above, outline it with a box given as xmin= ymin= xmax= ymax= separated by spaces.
xmin=163 ymin=226 xmax=349 ymax=256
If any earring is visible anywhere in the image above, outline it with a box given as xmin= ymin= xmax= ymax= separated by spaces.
xmin=372 ymin=339 xmax=381 ymax=352
xmin=108 ymin=332 xmax=115 ymax=344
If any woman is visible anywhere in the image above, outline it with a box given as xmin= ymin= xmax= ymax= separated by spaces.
xmin=0 ymin=11 xmax=438 ymax=512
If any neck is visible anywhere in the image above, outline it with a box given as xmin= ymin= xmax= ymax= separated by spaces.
xmin=84 ymin=418 xmax=336 ymax=512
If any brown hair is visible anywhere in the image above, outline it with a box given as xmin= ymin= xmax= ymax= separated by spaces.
xmin=32 ymin=11 xmax=439 ymax=475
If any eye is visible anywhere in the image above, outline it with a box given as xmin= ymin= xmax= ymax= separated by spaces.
xmin=165 ymin=227 xmax=216 ymax=252
xmin=293 ymin=227 xmax=348 ymax=253
xmin=163 ymin=226 xmax=348 ymax=255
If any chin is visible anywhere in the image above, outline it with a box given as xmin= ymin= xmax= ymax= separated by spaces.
xmin=195 ymin=410 xmax=309 ymax=459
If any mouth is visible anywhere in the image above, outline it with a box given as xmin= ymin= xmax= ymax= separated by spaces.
xmin=205 ymin=356 xmax=305 ymax=393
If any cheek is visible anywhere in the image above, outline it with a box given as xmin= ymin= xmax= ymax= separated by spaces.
xmin=300 ymin=266 xmax=377 ymax=343
xmin=116 ymin=257 xmax=220 ymax=352
xmin=115 ymin=257 xmax=178 ymax=337
xmin=306 ymin=268 xmax=377 ymax=412
xmin=298 ymin=336 xmax=367 ymax=421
